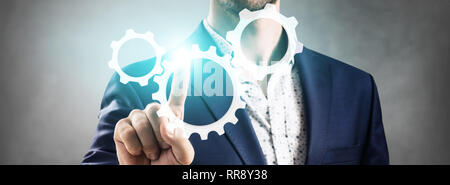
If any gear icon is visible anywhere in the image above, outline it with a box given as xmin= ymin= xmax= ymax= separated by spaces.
xmin=226 ymin=3 xmax=301 ymax=80
xmin=108 ymin=29 xmax=165 ymax=86
xmin=153 ymin=45 xmax=246 ymax=140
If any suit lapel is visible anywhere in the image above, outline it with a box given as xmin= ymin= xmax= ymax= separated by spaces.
xmin=198 ymin=93 xmax=266 ymax=165
xmin=185 ymin=23 xmax=266 ymax=165
xmin=294 ymin=48 xmax=332 ymax=164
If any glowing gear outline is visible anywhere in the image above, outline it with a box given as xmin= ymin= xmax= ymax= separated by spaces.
xmin=108 ymin=29 xmax=165 ymax=86
xmin=153 ymin=45 xmax=246 ymax=140
xmin=226 ymin=3 xmax=301 ymax=80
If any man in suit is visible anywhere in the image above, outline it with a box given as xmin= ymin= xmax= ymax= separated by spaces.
xmin=82 ymin=0 xmax=389 ymax=165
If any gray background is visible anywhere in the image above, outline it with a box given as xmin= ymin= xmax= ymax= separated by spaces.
xmin=0 ymin=0 xmax=449 ymax=164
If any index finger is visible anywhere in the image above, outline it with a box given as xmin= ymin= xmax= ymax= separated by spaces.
xmin=168 ymin=58 xmax=191 ymax=108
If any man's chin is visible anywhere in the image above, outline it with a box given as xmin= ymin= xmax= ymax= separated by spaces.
xmin=217 ymin=0 xmax=278 ymax=15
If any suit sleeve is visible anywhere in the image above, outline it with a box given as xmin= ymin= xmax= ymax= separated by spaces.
xmin=361 ymin=75 xmax=390 ymax=165
xmin=81 ymin=73 xmax=143 ymax=165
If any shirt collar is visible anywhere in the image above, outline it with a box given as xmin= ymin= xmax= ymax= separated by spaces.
xmin=202 ymin=19 xmax=233 ymax=56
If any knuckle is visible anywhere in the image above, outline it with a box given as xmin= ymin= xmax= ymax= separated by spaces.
xmin=129 ymin=110 xmax=150 ymax=129
xmin=113 ymin=118 xmax=129 ymax=141
xmin=123 ymin=126 xmax=136 ymax=135
xmin=142 ymin=143 xmax=159 ymax=155
xmin=145 ymin=103 xmax=164 ymax=124
xmin=129 ymin=109 xmax=142 ymax=118
xmin=132 ymin=118 xmax=149 ymax=130
xmin=116 ymin=118 xmax=128 ymax=127
xmin=113 ymin=135 xmax=120 ymax=143
xmin=145 ymin=102 xmax=161 ymax=112
xmin=146 ymin=103 xmax=161 ymax=114
xmin=120 ymin=126 xmax=136 ymax=139
xmin=124 ymin=141 xmax=142 ymax=156
xmin=128 ymin=147 xmax=142 ymax=156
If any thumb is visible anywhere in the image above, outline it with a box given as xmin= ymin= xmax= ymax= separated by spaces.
xmin=160 ymin=117 xmax=194 ymax=165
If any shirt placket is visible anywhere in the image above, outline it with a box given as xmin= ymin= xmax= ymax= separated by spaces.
xmin=241 ymin=82 xmax=278 ymax=164
xmin=267 ymin=73 xmax=292 ymax=165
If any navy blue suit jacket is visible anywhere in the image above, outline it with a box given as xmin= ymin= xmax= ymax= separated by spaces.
xmin=82 ymin=23 xmax=389 ymax=165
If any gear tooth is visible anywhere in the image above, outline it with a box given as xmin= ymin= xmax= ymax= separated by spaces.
xmin=223 ymin=54 xmax=232 ymax=62
xmin=108 ymin=60 xmax=114 ymax=69
xmin=139 ymin=80 xmax=148 ymax=86
xmin=230 ymin=33 xmax=240 ymax=43
xmin=288 ymin=17 xmax=298 ymax=26
xmin=239 ymin=9 xmax=252 ymax=18
xmin=230 ymin=59 xmax=240 ymax=67
xmin=217 ymin=127 xmax=225 ymax=135
xmin=240 ymin=103 xmax=246 ymax=109
xmin=200 ymin=132 xmax=208 ymax=140
xmin=110 ymin=41 xmax=118 ymax=48
xmin=225 ymin=31 xmax=234 ymax=41
xmin=161 ymin=63 xmax=169 ymax=72
xmin=209 ymin=46 xmax=217 ymax=54
xmin=126 ymin=29 xmax=135 ymax=35
xmin=230 ymin=117 xmax=238 ymax=124
xmin=192 ymin=44 xmax=201 ymax=53
xmin=119 ymin=78 xmax=129 ymax=84
xmin=265 ymin=3 xmax=276 ymax=11
xmin=154 ymin=65 xmax=163 ymax=75
xmin=237 ymin=100 xmax=246 ymax=109
xmin=153 ymin=75 xmax=160 ymax=82
xmin=184 ymin=129 xmax=193 ymax=139
xmin=158 ymin=47 xmax=166 ymax=54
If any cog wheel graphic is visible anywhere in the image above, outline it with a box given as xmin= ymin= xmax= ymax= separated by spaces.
xmin=153 ymin=45 xmax=246 ymax=140
xmin=226 ymin=3 xmax=301 ymax=80
xmin=108 ymin=29 xmax=165 ymax=86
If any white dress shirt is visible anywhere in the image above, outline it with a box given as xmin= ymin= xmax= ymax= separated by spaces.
xmin=203 ymin=20 xmax=308 ymax=165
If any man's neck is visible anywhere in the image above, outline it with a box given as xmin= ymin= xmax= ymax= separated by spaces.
xmin=207 ymin=0 xmax=287 ymax=66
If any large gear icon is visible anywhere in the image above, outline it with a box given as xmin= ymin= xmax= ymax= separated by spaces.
xmin=226 ymin=3 xmax=301 ymax=80
xmin=153 ymin=45 xmax=246 ymax=140
xmin=108 ymin=29 xmax=165 ymax=86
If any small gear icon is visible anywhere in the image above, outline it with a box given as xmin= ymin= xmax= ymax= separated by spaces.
xmin=153 ymin=45 xmax=246 ymax=140
xmin=226 ymin=3 xmax=301 ymax=80
xmin=108 ymin=29 xmax=165 ymax=86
